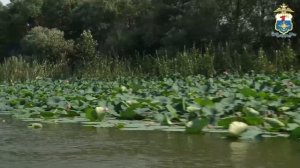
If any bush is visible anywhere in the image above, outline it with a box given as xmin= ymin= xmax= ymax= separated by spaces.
xmin=0 ymin=56 xmax=33 ymax=81
xmin=275 ymin=43 xmax=297 ymax=71
xmin=151 ymin=47 xmax=215 ymax=77
xmin=255 ymin=48 xmax=275 ymax=73
xmin=0 ymin=56 xmax=70 ymax=82
xmin=80 ymin=55 xmax=134 ymax=79
xmin=201 ymin=45 xmax=216 ymax=76
xmin=68 ymin=30 xmax=100 ymax=74
xmin=74 ymin=30 xmax=98 ymax=66
xmin=21 ymin=26 xmax=74 ymax=63
xmin=214 ymin=43 xmax=234 ymax=73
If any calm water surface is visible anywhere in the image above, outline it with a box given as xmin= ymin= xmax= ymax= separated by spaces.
xmin=1 ymin=116 xmax=300 ymax=168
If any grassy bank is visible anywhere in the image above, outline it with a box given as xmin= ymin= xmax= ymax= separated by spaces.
xmin=0 ymin=45 xmax=298 ymax=82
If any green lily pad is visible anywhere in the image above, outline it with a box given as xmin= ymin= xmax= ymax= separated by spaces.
xmin=218 ymin=117 xmax=239 ymax=129
xmin=239 ymin=126 xmax=263 ymax=140
xmin=290 ymin=127 xmax=300 ymax=140
xmin=185 ymin=118 xmax=209 ymax=134
xmin=85 ymin=107 xmax=98 ymax=121
xmin=47 ymin=96 xmax=66 ymax=108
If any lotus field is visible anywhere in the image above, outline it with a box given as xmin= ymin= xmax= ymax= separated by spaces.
xmin=1 ymin=74 xmax=300 ymax=139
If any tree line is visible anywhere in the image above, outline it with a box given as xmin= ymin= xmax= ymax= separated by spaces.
xmin=0 ymin=0 xmax=299 ymax=78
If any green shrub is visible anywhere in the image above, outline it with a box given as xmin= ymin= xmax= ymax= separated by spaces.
xmin=275 ymin=43 xmax=297 ymax=71
xmin=152 ymin=47 xmax=215 ymax=77
xmin=21 ymin=26 xmax=74 ymax=63
xmin=201 ymin=45 xmax=216 ymax=77
xmin=80 ymin=55 xmax=135 ymax=79
xmin=0 ymin=56 xmax=70 ymax=82
xmin=75 ymin=30 xmax=98 ymax=65
xmin=240 ymin=46 xmax=255 ymax=72
xmin=214 ymin=43 xmax=234 ymax=73
xmin=0 ymin=56 xmax=33 ymax=81
xmin=255 ymin=48 xmax=275 ymax=73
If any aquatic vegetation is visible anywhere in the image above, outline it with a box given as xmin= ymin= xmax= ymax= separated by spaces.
xmin=1 ymin=73 xmax=300 ymax=139
xmin=185 ymin=118 xmax=209 ymax=134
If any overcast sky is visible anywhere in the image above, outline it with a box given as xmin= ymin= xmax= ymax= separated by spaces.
xmin=0 ymin=0 xmax=10 ymax=5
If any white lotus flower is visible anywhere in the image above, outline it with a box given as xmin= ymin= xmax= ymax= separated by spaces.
xmin=187 ymin=106 xmax=201 ymax=112
xmin=28 ymin=123 xmax=43 ymax=129
xmin=126 ymin=100 xmax=138 ymax=105
xmin=121 ymin=86 xmax=127 ymax=92
xmin=228 ymin=121 xmax=248 ymax=136
xmin=186 ymin=121 xmax=193 ymax=128
xmin=95 ymin=107 xmax=108 ymax=121
xmin=35 ymin=76 xmax=43 ymax=80
xmin=96 ymin=107 xmax=109 ymax=113
xmin=279 ymin=106 xmax=290 ymax=111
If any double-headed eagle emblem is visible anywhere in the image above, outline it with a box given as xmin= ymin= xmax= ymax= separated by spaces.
xmin=274 ymin=3 xmax=294 ymax=35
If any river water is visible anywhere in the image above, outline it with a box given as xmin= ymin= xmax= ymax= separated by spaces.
xmin=1 ymin=115 xmax=300 ymax=168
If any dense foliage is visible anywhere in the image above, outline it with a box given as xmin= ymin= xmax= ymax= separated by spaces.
xmin=2 ymin=1 xmax=300 ymax=140
xmin=1 ymin=74 xmax=300 ymax=138
xmin=0 ymin=0 xmax=300 ymax=78
xmin=21 ymin=26 xmax=74 ymax=63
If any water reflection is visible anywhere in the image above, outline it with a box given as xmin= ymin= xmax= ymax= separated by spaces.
xmin=230 ymin=142 xmax=249 ymax=168
xmin=1 ymin=116 xmax=300 ymax=168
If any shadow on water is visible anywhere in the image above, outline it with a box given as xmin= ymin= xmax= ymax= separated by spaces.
xmin=1 ymin=115 xmax=300 ymax=168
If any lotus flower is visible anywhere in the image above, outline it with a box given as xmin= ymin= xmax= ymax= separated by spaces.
xmin=28 ymin=123 xmax=43 ymax=129
xmin=35 ymin=76 xmax=42 ymax=80
xmin=95 ymin=107 xmax=109 ymax=121
xmin=187 ymin=106 xmax=201 ymax=112
xmin=186 ymin=121 xmax=193 ymax=128
xmin=121 ymin=86 xmax=127 ymax=92
xmin=126 ymin=100 xmax=138 ymax=105
xmin=228 ymin=121 xmax=248 ymax=136
xmin=279 ymin=106 xmax=290 ymax=112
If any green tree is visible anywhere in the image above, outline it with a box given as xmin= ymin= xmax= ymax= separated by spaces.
xmin=7 ymin=0 xmax=44 ymax=41
xmin=40 ymin=0 xmax=78 ymax=35
xmin=75 ymin=30 xmax=98 ymax=64
xmin=21 ymin=26 xmax=74 ymax=63
xmin=70 ymin=0 xmax=116 ymax=43
xmin=255 ymin=47 xmax=275 ymax=73
xmin=1 ymin=0 xmax=300 ymax=75
xmin=0 ymin=4 xmax=9 ymax=59
xmin=276 ymin=43 xmax=297 ymax=71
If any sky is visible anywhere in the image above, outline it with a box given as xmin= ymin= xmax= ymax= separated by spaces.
xmin=0 ymin=0 xmax=10 ymax=5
